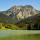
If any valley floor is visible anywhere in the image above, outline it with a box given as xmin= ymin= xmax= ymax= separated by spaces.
xmin=0 ymin=30 xmax=40 ymax=40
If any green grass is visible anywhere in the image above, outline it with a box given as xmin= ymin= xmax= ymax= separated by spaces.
xmin=0 ymin=30 xmax=40 ymax=40
xmin=0 ymin=33 xmax=40 ymax=40
xmin=0 ymin=23 xmax=19 ymax=30
xmin=0 ymin=23 xmax=28 ymax=30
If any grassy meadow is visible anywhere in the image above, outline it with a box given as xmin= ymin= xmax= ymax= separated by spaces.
xmin=0 ymin=23 xmax=28 ymax=30
xmin=0 ymin=23 xmax=40 ymax=40
xmin=0 ymin=34 xmax=40 ymax=40
xmin=0 ymin=30 xmax=40 ymax=40
xmin=0 ymin=23 xmax=18 ymax=30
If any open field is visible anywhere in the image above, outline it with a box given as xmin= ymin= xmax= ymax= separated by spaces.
xmin=0 ymin=30 xmax=40 ymax=40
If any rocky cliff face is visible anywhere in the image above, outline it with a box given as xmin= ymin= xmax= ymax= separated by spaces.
xmin=6 ymin=5 xmax=38 ymax=20
xmin=0 ymin=5 xmax=40 ymax=30
xmin=0 ymin=5 xmax=40 ymax=23
xmin=3 ymin=5 xmax=38 ymax=20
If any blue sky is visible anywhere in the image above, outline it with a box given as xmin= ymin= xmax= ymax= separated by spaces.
xmin=0 ymin=0 xmax=40 ymax=11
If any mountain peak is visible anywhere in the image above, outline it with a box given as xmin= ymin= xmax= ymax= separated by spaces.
xmin=1 ymin=5 xmax=39 ymax=21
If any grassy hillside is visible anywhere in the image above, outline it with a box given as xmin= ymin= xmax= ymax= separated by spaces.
xmin=0 ymin=23 xmax=18 ymax=30
xmin=0 ymin=23 xmax=28 ymax=30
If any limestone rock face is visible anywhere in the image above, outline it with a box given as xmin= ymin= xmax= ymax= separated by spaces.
xmin=3 ymin=5 xmax=38 ymax=20
xmin=0 ymin=5 xmax=39 ymax=23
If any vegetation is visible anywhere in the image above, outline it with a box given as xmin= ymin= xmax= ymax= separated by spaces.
xmin=0 ymin=34 xmax=40 ymax=40
xmin=0 ymin=23 xmax=18 ymax=30
xmin=0 ymin=5 xmax=40 ymax=30
xmin=0 ymin=23 xmax=27 ymax=30
xmin=0 ymin=30 xmax=40 ymax=40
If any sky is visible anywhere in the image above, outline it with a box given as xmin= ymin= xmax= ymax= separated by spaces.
xmin=0 ymin=0 xmax=40 ymax=11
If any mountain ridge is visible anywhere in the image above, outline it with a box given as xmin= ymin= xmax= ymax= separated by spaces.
xmin=0 ymin=5 xmax=40 ymax=24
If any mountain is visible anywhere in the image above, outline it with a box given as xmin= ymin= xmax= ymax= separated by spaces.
xmin=5 ymin=5 xmax=39 ymax=20
xmin=0 ymin=5 xmax=40 ymax=30
xmin=0 ymin=5 xmax=40 ymax=24
xmin=17 ymin=13 xmax=40 ymax=24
